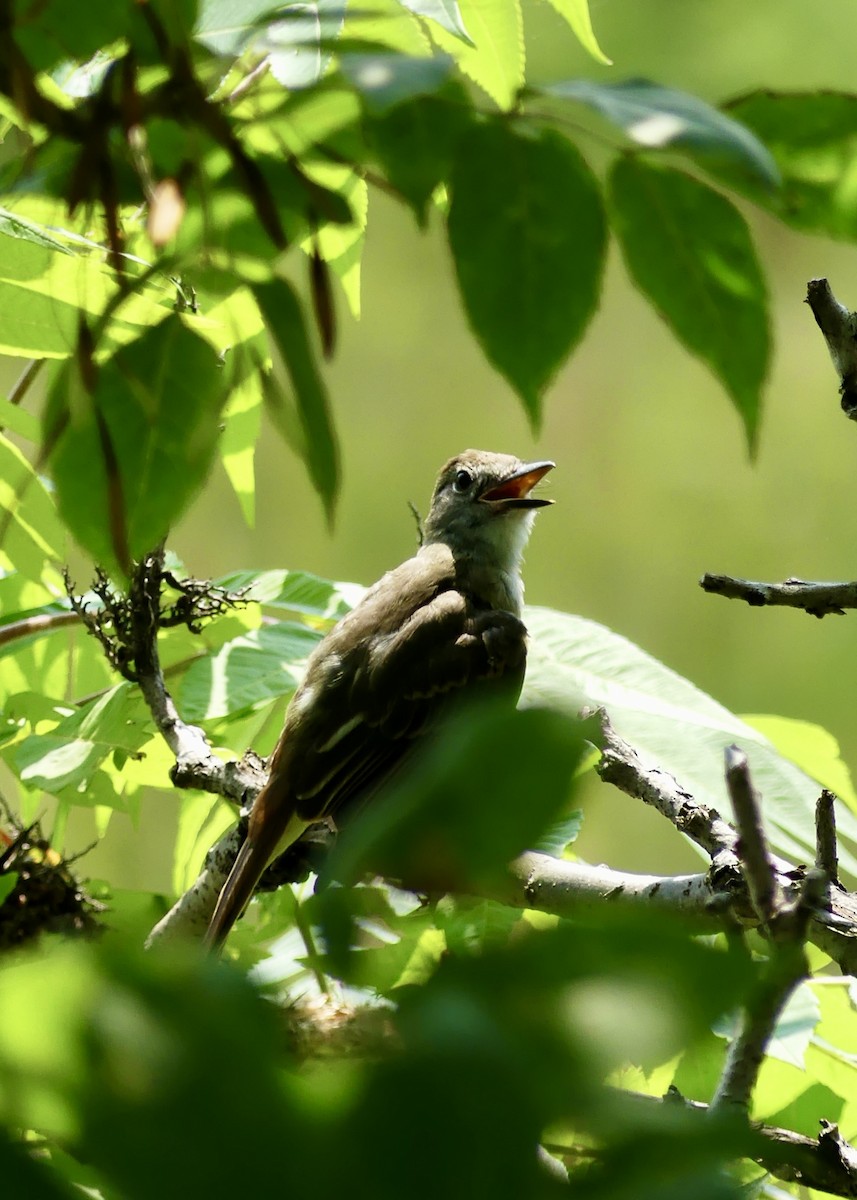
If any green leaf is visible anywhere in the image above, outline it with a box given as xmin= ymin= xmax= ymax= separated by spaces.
xmin=194 ymin=0 xmax=282 ymax=55
xmin=448 ymin=121 xmax=605 ymax=424
xmin=0 ymin=433 xmax=66 ymax=581
xmin=523 ymin=606 xmax=857 ymax=880
xmin=533 ymin=810 xmax=584 ymax=857
xmin=742 ymin=714 xmax=857 ymax=816
xmin=0 ymin=397 xmax=41 ymax=442
xmin=265 ymin=1 xmax=346 ymax=89
xmin=45 ymin=316 xmax=225 ymax=571
xmin=367 ymin=84 xmax=474 ymax=223
xmin=399 ymin=0 xmax=474 ymax=45
xmin=0 ymin=207 xmax=74 ymax=253
xmin=0 ymin=873 xmax=18 ymax=905
xmin=178 ymin=621 xmax=322 ymax=721
xmin=326 ymin=704 xmax=586 ymax=891
xmin=252 ymin=278 xmax=340 ymax=522
xmin=0 ymin=237 xmax=168 ymax=360
xmin=429 ymin=0 xmax=523 ymax=110
xmin=220 ymin=371 xmax=262 ymax=527
xmin=0 ymin=1126 xmax=77 ymax=1200
xmin=714 ymin=982 xmax=820 ymax=1068
xmin=10 ymin=684 xmax=152 ymax=796
xmin=342 ymin=52 xmax=454 ymax=113
xmin=12 ymin=0 xmax=131 ymax=72
xmin=543 ymin=0 xmax=610 ymax=65
xmin=214 ymin=567 xmax=364 ymax=618
xmin=727 ymin=91 xmax=857 ymax=241
xmin=538 ymin=79 xmax=778 ymax=192
xmin=609 ymin=159 xmax=769 ymax=452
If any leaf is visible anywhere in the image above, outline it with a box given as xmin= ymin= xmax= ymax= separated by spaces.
xmin=219 ymin=371 xmax=262 ymax=527
xmin=10 ymin=684 xmax=151 ymax=797
xmin=0 ymin=397 xmax=41 ymax=442
xmin=0 ymin=236 xmax=168 ymax=360
xmin=214 ymin=567 xmax=364 ymax=618
xmin=448 ymin=121 xmax=605 ymax=425
xmin=522 ymin=606 xmax=857 ymax=880
xmin=727 ymin=90 xmax=857 ymax=241
xmin=0 ymin=207 xmax=74 ymax=253
xmin=742 ymin=714 xmax=857 ymax=816
xmin=45 ymin=316 xmax=225 ymax=572
xmin=538 ymin=79 xmax=778 ymax=191
xmin=609 ymin=159 xmax=769 ymax=452
xmin=264 ymin=1 xmax=347 ymax=90
xmin=367 ymin=84 xmax=474 ymax=223
xmin=533 ymin=810 xmax=584 ymax=857
xmin=12 ymin=0 xmax=131 ymax=72
xmin=178 ymin=621 xmax=322 ymax=721
xmin=341 ymin=52 xmax=454 ymax=113
xmin=543 ymin=0 xmax=610 ymax=65
xmin=0 ymin=434 xmax=66 ymax=581
xmin=252 ymin=278 xmax=340 ymax=522
xmin=399 ymin=0 xmax=473 ymax=44
xmin=194 ymin=0 xmax=284 ymax=55
xmin=714 ymin=982 xmax=820 ymax=1068
xmin=429 ymin=0 xmax=523 ymax=110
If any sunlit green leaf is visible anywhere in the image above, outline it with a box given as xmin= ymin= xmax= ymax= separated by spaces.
xmin=743 ymin=713 xmax=857 ymax=816
xmin=0 ymin=433 xmax=66 ymax=581
xmin=430 ymin=0 xmax=523 ymax=109
xmin=448 ymin=121 xmax=605 ymax=425
xmin=220 ymin=371 xmax=262 ymax=527
xmin=609 ymin=159 xmax=769 ymax=451
xmin=543 ymin=0 xmax=610 ymax=64
xmin=178 ymin=620 xmax=321 ymax=721
xmin=523 ymin=606 xmax=857 ymax=880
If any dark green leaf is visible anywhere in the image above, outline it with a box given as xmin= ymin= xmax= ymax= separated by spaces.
xmin=12 ymin=0 xmax=130 ymax=72
xmin=45 ymin=316 xmax=225 ymax=571
xmin=533 ymin=810 xmax=583 ymax=857
xmin=367 ymin=85 xmax=473 ymax=222
xmin=537 ymin=79 xmax=779 ymax=192
xmin=253 ymin=278 xmax=340 ymax=521
xmin=609 ymin=159 xmax=769 ymax=451
xmin=448 ymin=121 xmax=605 ymax=425
xmin=341 ymin=52 xmax=454 ymax=113
xmin=0 ymin=1127 xmax=76 ymax=1200
xmin=325 ymin=703 xmax=586 ymax=891
xmin=728 ymin=90 xmax=857 ymax=240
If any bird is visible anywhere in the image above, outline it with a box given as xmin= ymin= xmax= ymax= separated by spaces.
xmin=204 ymin=449 xmax=554 ymax=949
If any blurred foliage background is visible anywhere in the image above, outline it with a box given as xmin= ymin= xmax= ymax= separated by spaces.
xmin=6 ymin=0 xmax=857 ymax=889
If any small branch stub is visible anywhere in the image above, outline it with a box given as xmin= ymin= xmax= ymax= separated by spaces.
xmin=806 ymin=278 xmax=857 ymax=418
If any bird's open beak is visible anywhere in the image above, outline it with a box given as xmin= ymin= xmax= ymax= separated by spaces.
xmin=480 ymin=460 xmax=555 ymax=509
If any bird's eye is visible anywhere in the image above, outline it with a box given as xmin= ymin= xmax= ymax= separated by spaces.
xmin=453 ymin=469 xmax=472 ymax=494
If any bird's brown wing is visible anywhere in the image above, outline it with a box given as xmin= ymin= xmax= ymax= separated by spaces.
xmin=289 ymin=585 xmax=528 ymax=825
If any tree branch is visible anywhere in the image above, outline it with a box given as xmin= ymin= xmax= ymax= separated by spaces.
xmin=806 ymin=277 xmax=857 ymax=418
xmin=700 ymin=573 xmax=857 ymax=617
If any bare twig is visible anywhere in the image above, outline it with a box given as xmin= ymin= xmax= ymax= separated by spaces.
xmin=0 ymin=610 xmax=79 ymax=648
xmin=816 ymin=790 xmax=840 ymax=885
xmin=805 ymin=278 xmax=857 ymax=418
xmin=700 ymin=574 xmax=857 ymax=617
xmin=724 ymin=745 xmax=779 ymax=924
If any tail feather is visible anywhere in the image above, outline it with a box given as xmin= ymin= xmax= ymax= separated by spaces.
xmin=204 ymin=837 xmax=269 ymax=953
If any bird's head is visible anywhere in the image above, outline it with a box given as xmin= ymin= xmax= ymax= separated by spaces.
xmin=423 ymin=450 xmax=554 ymax=571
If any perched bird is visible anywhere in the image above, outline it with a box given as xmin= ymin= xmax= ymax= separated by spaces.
xmin=205 ymin=450 xmax=554 ymax=949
